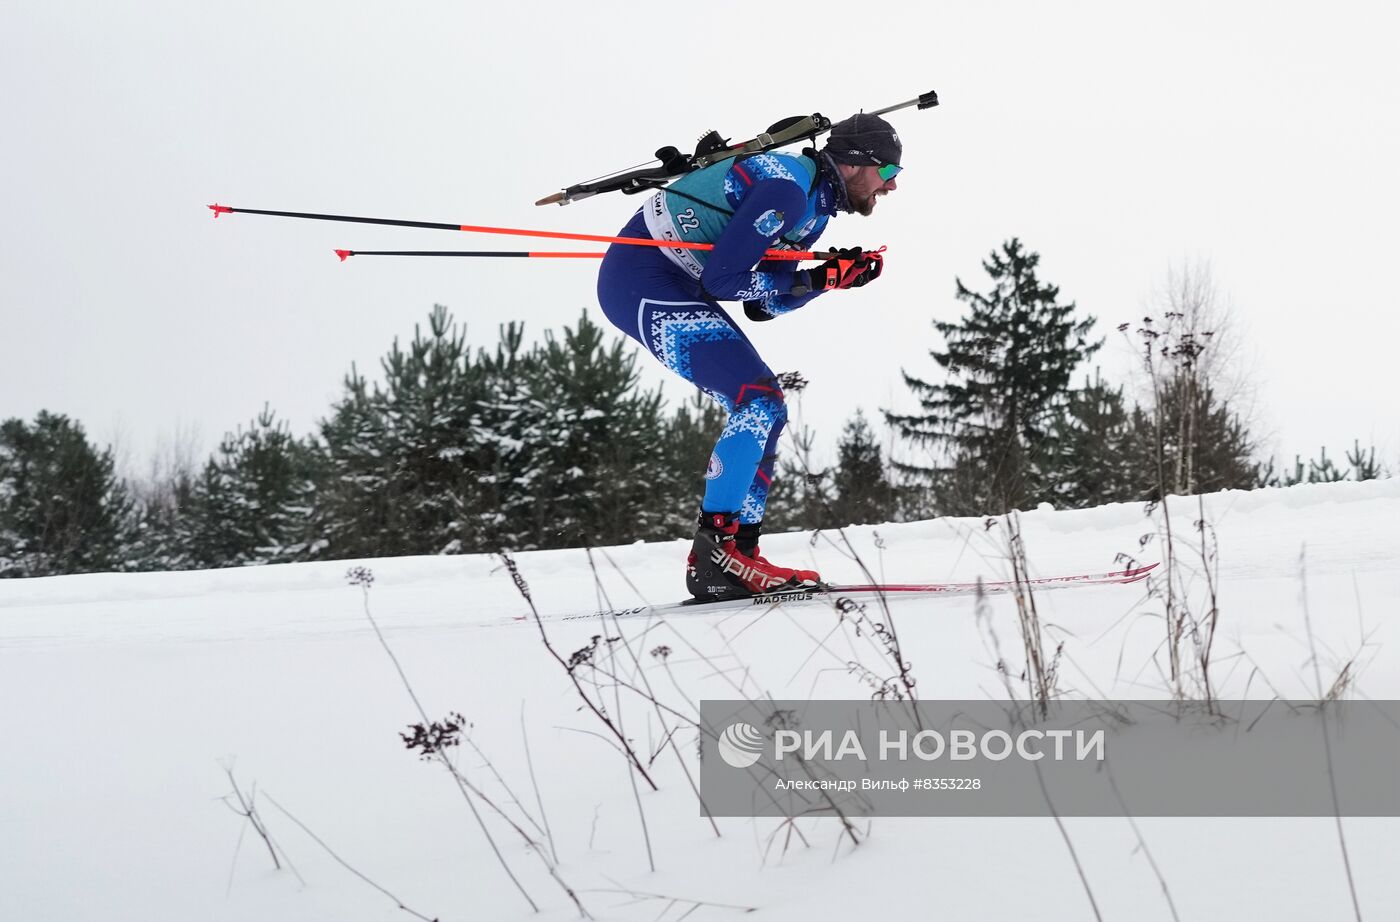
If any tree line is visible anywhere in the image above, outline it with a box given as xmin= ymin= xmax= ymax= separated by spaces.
xmin=1 ymin=240 xmax=1387 ymax=578
xmin=767 ymin=239 xmax=1386 ymax=528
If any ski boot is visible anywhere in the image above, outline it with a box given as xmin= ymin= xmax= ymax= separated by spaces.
xmin=686 ymin=511 xmax=821 ymax=600
xmin=737 ymin=521 xmax=823 ymax=588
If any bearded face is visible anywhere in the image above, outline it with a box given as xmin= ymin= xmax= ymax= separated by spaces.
xmin=842 ymin=165 xmax=898 ymax=216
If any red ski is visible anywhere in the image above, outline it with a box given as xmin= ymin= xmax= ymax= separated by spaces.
xmin=506 ymin=562 xmax=1157 ymax=626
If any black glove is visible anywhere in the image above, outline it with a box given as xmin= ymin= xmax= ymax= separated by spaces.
xmin=792 ymin=248 xmax=884 ymax=295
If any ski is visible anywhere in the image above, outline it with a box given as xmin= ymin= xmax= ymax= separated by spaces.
xmin=501 ymin=562 xmax=1157 ymax=627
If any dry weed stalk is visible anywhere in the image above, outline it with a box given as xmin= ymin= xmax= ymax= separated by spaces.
xmin=346 ymin=566 xmax=589 ymax=918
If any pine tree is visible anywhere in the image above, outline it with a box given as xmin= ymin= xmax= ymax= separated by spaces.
xmin=313 ymin=305 xmax=698 ymax=557
xmin=469 ymin=321 xmax=536 ymax=550
xmin=1050 ymin=370 xmax=1137 ymax=508
xmin=1345 ymin=440 xmax=1387 ymax=481
xmin=315 ymin=305 xmax=489 ymax=558
xmin=1124 ymin=377 xmax=1257 ymax=498
xmin=0 ymin=412 xmax=133 ymax=577
xmin=125 ymin=464 xmax=197 ymax=571
xmin=829 ymin=410 xmax=899 ymax=526
xmin=168 ymin=406 xmax=320 ymax=568
xmin=888 ymin=239 xmax=1100 ymax=515
xmin=310 ymin=303 xmax=738 ymax=558
xmin=1256 ymin=439 xmax=1390 ymax=488
xmin=314 ymin=362 xmax=391 ymax=557
xmin=508 ymin=310 xmax=672 ymax=549
xmin=1125 ymin=313 xmax=1258 ymax=499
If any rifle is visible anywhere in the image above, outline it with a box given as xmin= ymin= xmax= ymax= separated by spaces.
xmin=535 ymin=89 xmax=939 ymax=207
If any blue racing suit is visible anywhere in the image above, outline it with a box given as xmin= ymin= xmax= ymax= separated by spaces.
xmin=596 ymin=151 xmax=845 ymax=523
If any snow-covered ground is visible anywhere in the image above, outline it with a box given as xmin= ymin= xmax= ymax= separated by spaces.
xmin=3 ymin=480 xmax=1398 ymax=921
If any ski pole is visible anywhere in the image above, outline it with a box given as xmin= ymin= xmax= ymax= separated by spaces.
xmin=209 ymin=204 xmax=827 ymax=261
xmin=334 ymin=249 xmax=605 ymax=260
xmin=335 ymin=244 xmax=886 ymax=264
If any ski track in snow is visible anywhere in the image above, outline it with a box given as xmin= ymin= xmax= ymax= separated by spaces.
xmin=2 ymin=479 xmax=1398 ymax=920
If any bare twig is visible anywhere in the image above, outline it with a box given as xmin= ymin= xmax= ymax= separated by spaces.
xmin=994 ymin=512 xmax=1058 ymax=717
xmin=520 ymin=701 xmax=559 ymax=865
xmin=980 ymin=588 xmax=1097 ymax=916
xmin=1106 ymin=766 xmax=1181 ymax=922
xmin=263 ymin=793 xmax=439 ymax=922
xmin=763 ymin=708 xmax=863 ymax=850
xmin=459 ymin=731 xmax=548 ymax=844
xmin=583 ymin=882 xmax=758 ymax=915
xmin=221 ymin=766 xmax=281 ymax=870
xmin=761 ymin=816 xmax=811 ymax=865
xmin=499 ymin=552 xmax=658 ymax=791
xmin=1032 ymin=763 xmax=1103 ymax=922
xmin=586 ymin=548 xmax=722 ymax=838
xmin=588 ymin=804 xmax=603 ymax=850
xmin=1298 ymin=548 xmax=1364 ymax=921
xmin=621 ymin=720 xmax=655 ymax=873
xmin=584 ymin=550 xmax=656 ymax=872
xmin=345 ymin=568 xmax=574 ymax=916
xmin=814 ymin=528 xmax=920 ymax=711
xmin=219 ymin=764 xmax=305 ymax=888
xmin=590 ymin=551 xmax=848 ymax=852
xmin=224 ymin=814 xmax=249 ymax=897
xmin=1193 ymin=494 xmax=1222 ymax=706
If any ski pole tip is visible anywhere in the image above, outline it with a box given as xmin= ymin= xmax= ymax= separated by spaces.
xmin=208 ymin=203 xmax=234 ymax=218
xmin=334 ymin=249 xmax=352 ymax=261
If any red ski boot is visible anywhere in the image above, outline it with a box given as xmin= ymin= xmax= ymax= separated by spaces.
xmin=734 ymin=521 xmax=819 ymax=580
xmin=686 ymin=512 xmax=821 ymax=600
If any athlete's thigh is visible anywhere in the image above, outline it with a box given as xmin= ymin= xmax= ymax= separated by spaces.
xmin=637 ymin=299 xmax=775 ymax=410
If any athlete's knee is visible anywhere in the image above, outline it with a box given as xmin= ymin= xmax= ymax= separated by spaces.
xmin=728 ymin=377 xmax=786 ymax=438
xmin=733 ymin=375 xmax=785 ymax=411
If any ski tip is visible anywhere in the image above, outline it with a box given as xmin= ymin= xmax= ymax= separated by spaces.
xmin=208 ymin=203 xmax=233 ymax=218
xmin=334 ymin=249 xmax=352 ymax=262
xmin=535 ymin=191 xmax=566 ymax=207
xmin=1119 ymin=561 xmax=1160 ymax=581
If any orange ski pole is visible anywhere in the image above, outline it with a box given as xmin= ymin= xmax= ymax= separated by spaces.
xmin=210 ymin=204 xmax=834 ymax=261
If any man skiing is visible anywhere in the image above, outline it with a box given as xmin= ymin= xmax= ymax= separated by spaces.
xmin=596 ymin=113 xmax=904 ymax=600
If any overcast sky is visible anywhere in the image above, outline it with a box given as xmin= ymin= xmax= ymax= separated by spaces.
xmin=3 ymin=1 xmax=1397 ymax=480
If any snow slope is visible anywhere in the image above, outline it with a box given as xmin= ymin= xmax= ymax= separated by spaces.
xmin=2 ymin=480 xmax=1398 ymax=921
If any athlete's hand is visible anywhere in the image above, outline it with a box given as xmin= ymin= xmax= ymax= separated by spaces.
xmin=799 ymin=248 xmax=884 ymax=294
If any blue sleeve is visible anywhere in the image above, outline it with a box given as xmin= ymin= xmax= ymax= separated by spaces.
xmin=749 ymin=217 xmax=830 ymax=319
xmin=698 ymin=178 xmax=819 ymax=314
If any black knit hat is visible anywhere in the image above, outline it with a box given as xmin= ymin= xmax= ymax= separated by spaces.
xmin=823 ymin=113 xmax=902 ymax=166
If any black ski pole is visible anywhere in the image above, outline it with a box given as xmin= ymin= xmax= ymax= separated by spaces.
xmin=334 ymin=249 xmax=605 ymax=261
